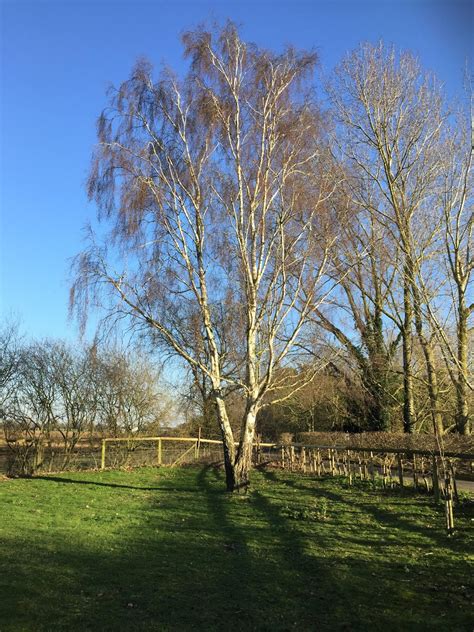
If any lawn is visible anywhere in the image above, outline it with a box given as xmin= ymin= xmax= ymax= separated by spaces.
xmin=0 ymin=465 xmax=472 ymax=631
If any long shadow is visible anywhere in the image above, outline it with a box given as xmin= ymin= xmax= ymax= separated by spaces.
xmin=259 ymin=466 xmax=471 ymax=553
xmin=197 ymin=465 xmax=360 ymax=629
xmin=332 ymin=488 xmax=473 ymax=549
xmin=32 ymin=474 xmax=197 ymax=493
xmin=249 ymin=487 xmax=343 ymax=628
xmin=255 ymin=467 xmax=473 ymax=625
xmin=194 ymin=464 xmax=272 ymax=626
xmin=250 ymin=467 xmax=403 ymax=627
xmin=32 ymin=475 xmax=163 ymax=491
xmin=2 ymin=465 xmax=472 ymax=631
xmin=258 ymin=466 xmax=344 ymax=503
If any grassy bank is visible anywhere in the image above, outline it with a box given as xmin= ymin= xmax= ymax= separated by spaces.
xmin=0 ymin=466 xmax=472 ymax=631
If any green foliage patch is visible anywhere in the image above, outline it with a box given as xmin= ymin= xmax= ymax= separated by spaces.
xmin=0 ymin=466 xmax=472 ymax=631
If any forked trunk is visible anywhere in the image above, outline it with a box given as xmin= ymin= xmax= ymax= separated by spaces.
xmin=232 ymin=407 xmax=258 ymax=491
xmin=215 ymin=395 xmax=258 ymax=492
xmin=220 ymin=444 xmax=253 ymax=493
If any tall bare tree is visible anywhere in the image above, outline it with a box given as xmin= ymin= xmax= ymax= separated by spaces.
xmin=437 ymin=106 xmax=473 ymax=434
xmin=327 ymin=42 xmax=450 ymax=435
xmin=72 ymin=24 xmax=337 ymax=490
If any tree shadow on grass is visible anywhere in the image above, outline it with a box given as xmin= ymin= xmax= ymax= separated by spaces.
xmin=258 ymin=466 xmax=471 ymax=549
xmin=3 ymin=465 xmax=335 ymax=630
xmin=256 ymin=467 xmax=473 ymax=613
xmin=33 ymin=472 xmax=210 ymax=494
xmin=1 ymin=466 xmax=472 ymax=631
xmin=32 ymin=475 xmax=168 ymax=491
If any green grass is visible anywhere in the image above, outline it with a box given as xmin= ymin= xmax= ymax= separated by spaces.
xmin=0 ymin=465 xmax=472 ymax=631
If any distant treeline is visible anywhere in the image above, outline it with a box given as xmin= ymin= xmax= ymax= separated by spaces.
xmin=0 ymin=323 xmax=171 ymax=473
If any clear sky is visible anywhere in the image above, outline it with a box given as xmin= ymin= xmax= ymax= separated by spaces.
xmin=1 ymin=0 xmax=472 ymax=341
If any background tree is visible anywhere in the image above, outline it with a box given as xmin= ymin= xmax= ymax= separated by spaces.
xmin=1 ymin=333 xmax=170 ymax=473
xmin=311 ymin=179 xmax=402 ymax=431
xmin=437 ymin=106 xmax=473 ymax=434
xmin=0 ymin=321 xmax=22 ymax=411
xmin=3 ymin=341 xmax=97 ymax=468
xmin=327 ymin=42 xmax=453 ymax=435
xmin=92 ymin=345 xmax=170 ymax=436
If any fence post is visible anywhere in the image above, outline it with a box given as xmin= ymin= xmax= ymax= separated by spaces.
xmin=445 ymin=474 xmax=455 ymax=535
xmin=397 ymin=454 xmax=404 ymax=487
xmin=382 ymin=456 xmax=387 ymax=488
xmin=412 ymin=454 xmax=418 ymax=490
xmin=363 ymin=454 xmax=368 ymax=480
xmin=369 ymin=451 xmax=376 ymax=482
xmin=432 ymin=456 xmax=440 ymax=501
xmin=337 ymin=450 xmax=343 ymax=476
xmin=157 ymin=438 xmax=162 ymax=466
xmin=449 ymin=460 xmax=459 ymax=504
xmin=421 ymin=457 xmax=430 ymax=492
xmin=101 ymin=440 xmax=106 ymax=470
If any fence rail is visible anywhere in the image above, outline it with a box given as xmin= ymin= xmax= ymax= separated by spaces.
xmin=3 ymin=435 xmax=473 ymax=491
xmin=285 ymin=443 xmax=474 ymax=460
xmin=99 ymin=436 xmax=227 ymax=470
xmin=100 ymin=436 xmax=278 ymax=469
xmin=98 ymin=436 xmax=473 ymax=487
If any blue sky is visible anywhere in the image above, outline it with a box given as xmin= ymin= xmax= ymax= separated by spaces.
xmin=1 ymin=0 xmax=472 ymax=341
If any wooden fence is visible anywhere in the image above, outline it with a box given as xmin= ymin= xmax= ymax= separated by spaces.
xmin=100 ymin=436 xmax=473 ymax=495
xmin=258 ymin=442 xmax=472 ymax=535
xmin=100 ymin=436 xmax=226 ymax=469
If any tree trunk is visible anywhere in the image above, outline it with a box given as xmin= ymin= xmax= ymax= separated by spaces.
xmin=366 ymin=380 xmax=390 ymax=431
xmin=363 ymin=327 xmax=392 ymax=431
xmin=214 ymin=396 xmax=237 ymax=491
xmin=402 ymin=272 xmax=416 ymax=433
xmin=456 ymin=300 xmax=470 ymax=435
xmin=421 ymin=342 xmax=444 ymax=437
xmin=232 ymin=406 xmax=257 ymax=491
xmin=215 ymin=396 xmax=259 ymax=492
xmin=412 ymin=284 xmax=444 ymax=437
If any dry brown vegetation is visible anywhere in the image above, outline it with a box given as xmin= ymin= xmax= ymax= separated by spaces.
xmin=297 ymin=431 xmax=474 ymax=454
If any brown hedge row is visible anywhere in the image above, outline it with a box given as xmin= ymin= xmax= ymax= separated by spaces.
xmin=295 ymin=431 xmax=474 ymax=455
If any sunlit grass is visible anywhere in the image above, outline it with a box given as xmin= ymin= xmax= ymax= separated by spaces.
xmin=1 ymin=466 xmax=472 ymax=631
